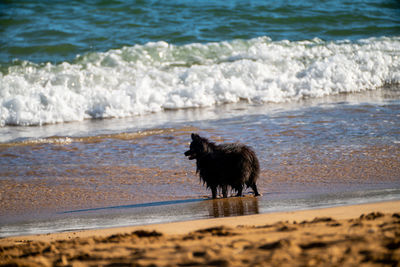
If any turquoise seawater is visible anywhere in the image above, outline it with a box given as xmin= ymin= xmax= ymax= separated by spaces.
xmin=1 ymin=0 xmax=400 ymax=64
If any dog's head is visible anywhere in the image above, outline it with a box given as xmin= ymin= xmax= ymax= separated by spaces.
xmin=184 ymin=133 xmax=209 ymax=160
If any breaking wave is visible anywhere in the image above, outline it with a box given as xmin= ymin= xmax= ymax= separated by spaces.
xmin=1 ymin=36 xmax=399 ymax=126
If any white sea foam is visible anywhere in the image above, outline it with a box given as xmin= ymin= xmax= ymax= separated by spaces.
xmin=1 ymin=36 xmax=399 ymax=126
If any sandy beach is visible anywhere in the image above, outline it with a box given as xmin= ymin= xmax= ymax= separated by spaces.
xmin=1 ymin=200 xmax=399 ymax=266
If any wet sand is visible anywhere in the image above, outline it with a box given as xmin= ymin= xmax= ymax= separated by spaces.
xmin=1 ymin=201 xmax=399 ymax=266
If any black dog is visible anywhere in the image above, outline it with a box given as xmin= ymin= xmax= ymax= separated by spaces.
xmin=184 ymin=133 xmax=260 ymax=199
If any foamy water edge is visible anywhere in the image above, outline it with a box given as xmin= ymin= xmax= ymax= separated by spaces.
xmin=1 ymin=36 xmax=399 ymax=126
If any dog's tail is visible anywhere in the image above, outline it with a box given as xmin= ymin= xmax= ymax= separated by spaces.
xmin=247 ymin=148 xmax=260 ymax=187
xmin=247 ymin=149 xmax=261 ymax=196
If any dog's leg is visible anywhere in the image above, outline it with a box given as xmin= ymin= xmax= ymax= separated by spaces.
xmin=251 ymin=183 xmax=261 ymax=196
xmin=221 ymin=185 xmax=228 ymax=198
xmin=211 ymin=186 xmax=218 ymax=199
xmin=235 ymin=186 xmax=243 ymax=197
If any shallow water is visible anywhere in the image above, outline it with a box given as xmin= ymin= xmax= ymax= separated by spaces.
xmin=1 ymin=89 xmax=400 ymax=236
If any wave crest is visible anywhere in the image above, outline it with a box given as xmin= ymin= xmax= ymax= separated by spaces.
xmin=1 ymin=36 xmax=399 ymax=126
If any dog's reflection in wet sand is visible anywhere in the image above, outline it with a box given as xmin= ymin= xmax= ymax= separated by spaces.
xmin=209 ymin=196 xmax=259 ymax=218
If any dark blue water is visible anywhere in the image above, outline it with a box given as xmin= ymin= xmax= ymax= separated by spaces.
xmin=1 ymin=0 xmax=399 ymax=64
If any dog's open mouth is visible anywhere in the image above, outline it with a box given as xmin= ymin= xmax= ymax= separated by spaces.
xmin=184 ymin=150 xmax=196 ymax=160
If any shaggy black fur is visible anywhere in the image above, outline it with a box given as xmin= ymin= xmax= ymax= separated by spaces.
xmin=184 ymin=133 xmax=260 ymax=199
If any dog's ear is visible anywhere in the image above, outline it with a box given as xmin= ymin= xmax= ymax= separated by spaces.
xmin=191 ymin=133 xmax=200 ymax=140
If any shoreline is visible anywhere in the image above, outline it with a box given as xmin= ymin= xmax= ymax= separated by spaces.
xmin=2 ymin=200 xmax=399 ymax=242
xmin=1 ymin=89 xmax=399 ymax=229
xmin=1 ymin=188 xmax=399 ymax=239
xmin=1 ymin=200 xmax=399 ymax=266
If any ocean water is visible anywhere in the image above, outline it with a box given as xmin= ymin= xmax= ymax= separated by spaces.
xmin=1 ymin=0 xmax=400 ymax=236
xmin=1 ymin=0 xmax=400 ymax=127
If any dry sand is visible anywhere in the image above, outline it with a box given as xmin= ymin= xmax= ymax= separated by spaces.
xmin=1 ymin=200 xmax=400 ymax=266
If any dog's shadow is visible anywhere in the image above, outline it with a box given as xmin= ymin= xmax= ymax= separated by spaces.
xmin=60 ymin=198 xmax=205 ymax=214
xmin=61 ymin=196 xmax=259 ymax=218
